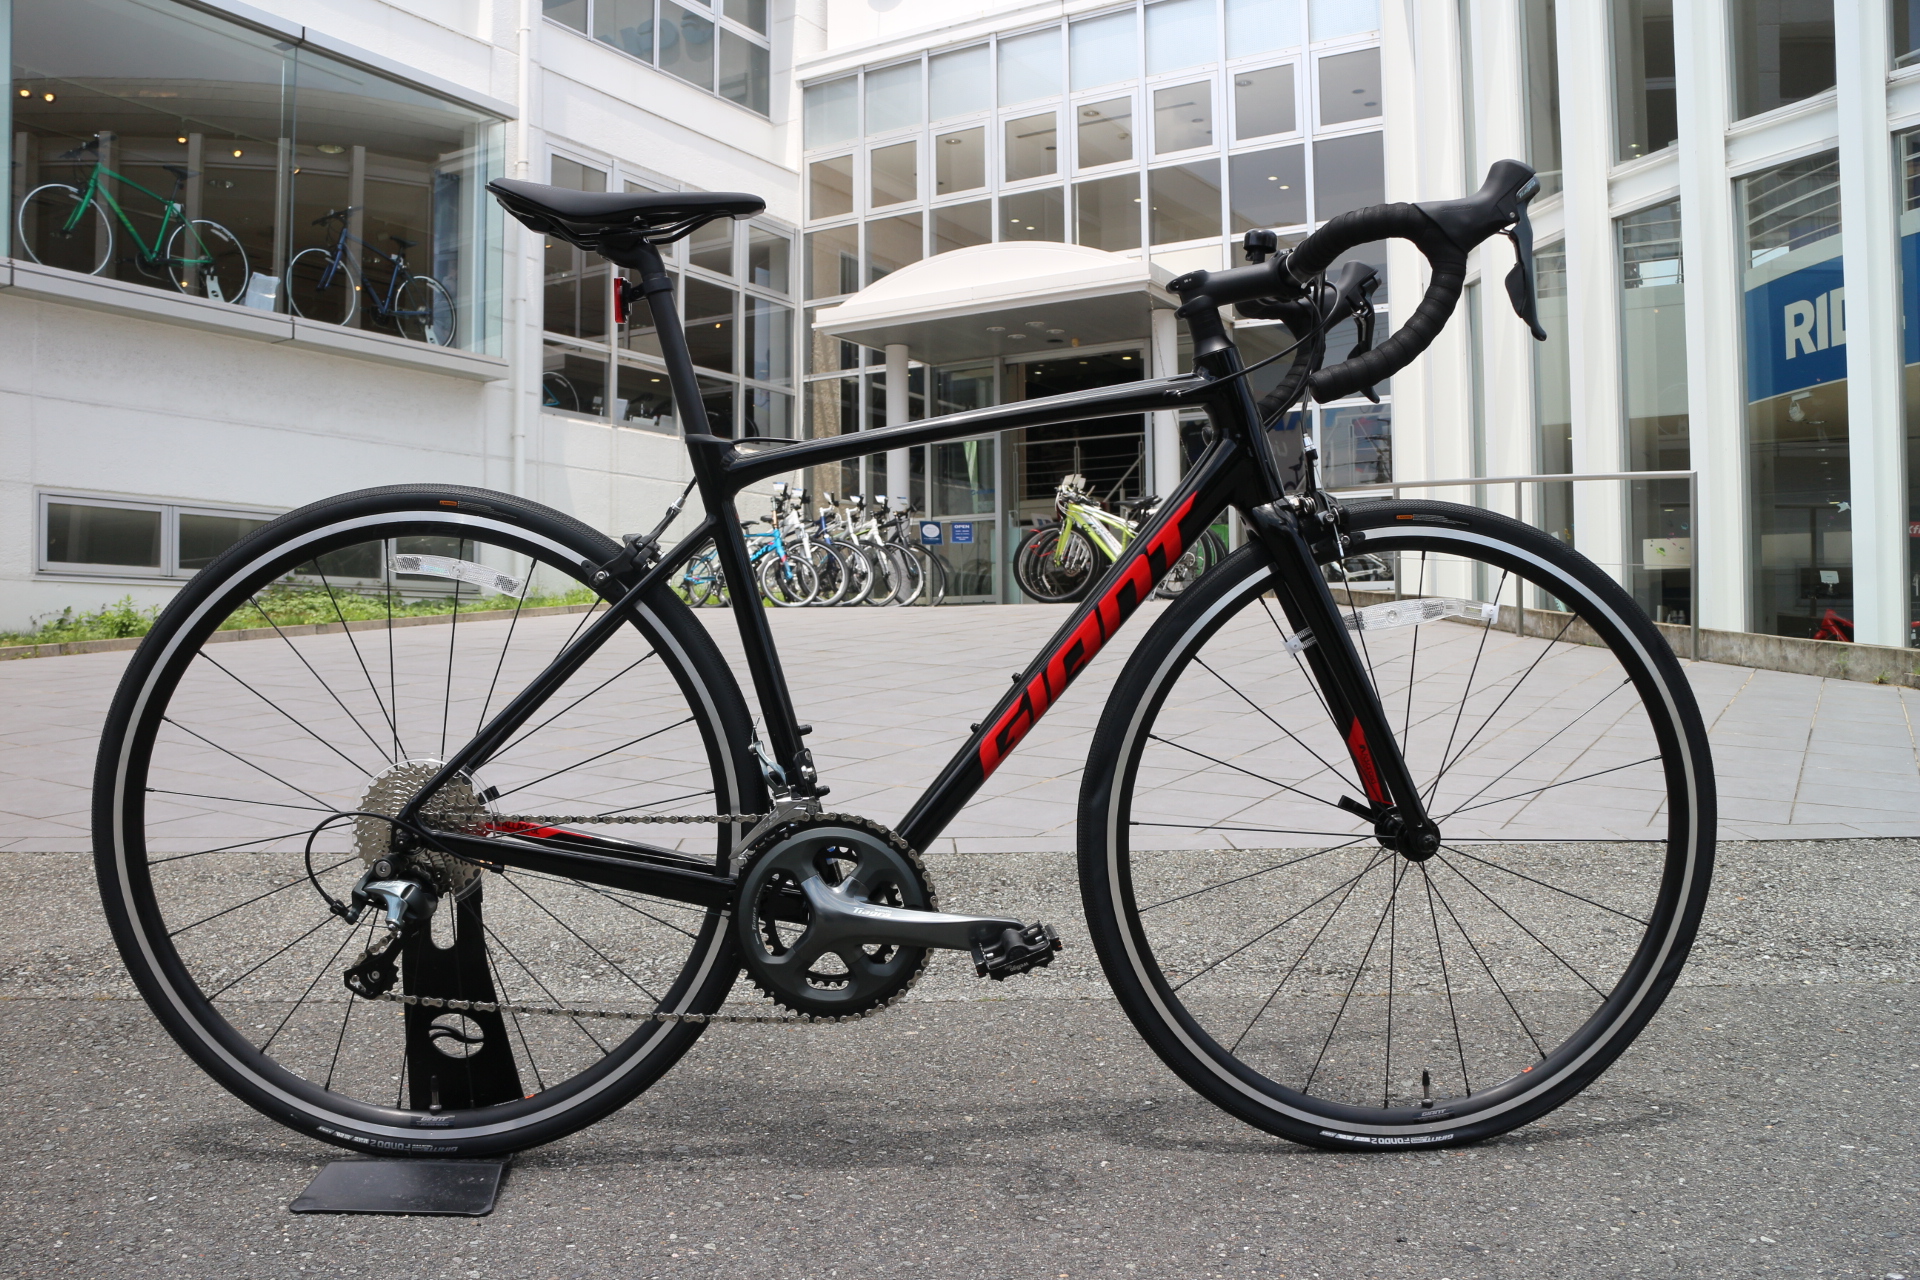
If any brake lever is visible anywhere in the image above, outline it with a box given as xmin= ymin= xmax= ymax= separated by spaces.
xmin=1502 ymin=197 xmax=1548 ymax=342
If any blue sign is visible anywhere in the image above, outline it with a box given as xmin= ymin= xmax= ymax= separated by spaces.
xmin=952 ymin=522 xmax=974 ymax=544
xmin=1743 ymin=253 xmax=1846 ymax=403
xmin=919 ymin=521 xmax=942 ymax=545
xmin=1905 ymin=230 xmax=1920 ymax=365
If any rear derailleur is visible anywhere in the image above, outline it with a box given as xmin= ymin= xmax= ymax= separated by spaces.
xmin=339 ymin=858 xmax=441 ymax=999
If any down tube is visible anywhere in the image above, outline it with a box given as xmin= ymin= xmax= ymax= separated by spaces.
xmin=897 ymin=436 xmax=1250 ymax=852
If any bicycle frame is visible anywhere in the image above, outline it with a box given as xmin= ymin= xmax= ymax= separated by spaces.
xmin=68 ymin=165 xmax=204 ymax=266
xmin=311 ymin=215 xmax=424 ymax=319
xmin=398 ymin=235 xmax=1409 ymax=898
xmin=1061 ymin=500 xmax=1136 ymax=563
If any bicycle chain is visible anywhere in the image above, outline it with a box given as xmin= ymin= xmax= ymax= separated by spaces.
xmin=488 ymin=812 xmax=766 ymax=825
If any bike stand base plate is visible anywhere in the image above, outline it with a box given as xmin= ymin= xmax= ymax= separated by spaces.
xmin=289 ymin=1159 xmax=508 ymax=1216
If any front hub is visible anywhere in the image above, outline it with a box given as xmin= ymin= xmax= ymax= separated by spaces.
xmin=1373 ymin=810 xmax=1442 ymax=862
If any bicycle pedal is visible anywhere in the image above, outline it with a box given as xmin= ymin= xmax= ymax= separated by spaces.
xmin=971 ymin=922 xmax=1063 ymax=981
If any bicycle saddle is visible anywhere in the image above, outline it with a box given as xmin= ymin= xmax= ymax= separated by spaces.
xmin=161 ymin=165 xmax=195 ymax=182
xmin=488 ymin=179 xmax=764 ymax=249
xmin=389 ymin=236 xmax=417 ymax=250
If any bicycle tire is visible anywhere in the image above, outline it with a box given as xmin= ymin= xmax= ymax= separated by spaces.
xmin=1155 ymin=528 xmax=1228 ymax=599
xmin=17 ymin=184 xmax=111 ymax=276
xmin=809 ymin=544 xmax=851 ymax=607
xmin=911 ymin=548 xmax=948 ymax=607
xmin=881 ymin=545 xmax=923 ymax=607
xmin=757 ymin=551 xmax=818 ymax=606
xmin=286 ymin=248 xmax=359 ymax=327
xmin=165 ymin=218 xmax=251 ymax=303
xmin=1079 ymin=499 xmax=1715 ymax=1149
xmin=837 ymin=544 xmax=876 ymax=607
xmin=1013 ymin=525 xmax=1097 ymax=604
xmin=93 ymin=484 xmax=760 ymax=1158
xmin=395 ymin=274 xmax=457 ymax=346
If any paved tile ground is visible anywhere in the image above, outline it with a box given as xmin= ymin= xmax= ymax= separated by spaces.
xmin=6 ymin=603 xmax=1920 ymax=853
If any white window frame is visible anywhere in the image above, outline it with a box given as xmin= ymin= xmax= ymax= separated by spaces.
xmin=38 ymin=492 xmax=280 ymax=580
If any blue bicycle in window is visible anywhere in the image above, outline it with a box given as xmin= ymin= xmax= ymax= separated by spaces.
xmin=286 ymin=206 xmax=456 ymax=346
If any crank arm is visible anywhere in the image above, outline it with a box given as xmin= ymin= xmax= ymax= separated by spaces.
xmin=798 ymin=876 xmax=1022 ymax=951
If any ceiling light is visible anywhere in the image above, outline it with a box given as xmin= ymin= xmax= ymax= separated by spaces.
xmin=986 ymin=325 xmax=1006 ymax=333
xmin=1025 ymin=321 xmax=1046 ymax=328
xmin=317 ymin=143 xmax=345 ymax=155
xmin=176 ymin=135 xmax=187 ymax=144
xmin=17 ymin=89 xmax=29 ymax=98
xmin=1047 ymin=328 xmax=1065 ymax=335
xmin=43 ymin=92 xmax=55 ymax=102
xmin=232 ymin=148 xmax=243 ymax=157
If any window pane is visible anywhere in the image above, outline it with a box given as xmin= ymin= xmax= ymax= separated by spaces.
xmin=1523 ymin=0 xmax=1562 ymax=195
xmin=810 ymin=155 xmax=855 ymax=218
xmin=1899 ymin=1 xmax=1920 ymax=67
xmin=615 ymin=361 xmax=676 ymax=431
xmin=1234 ymin=65 xmax=1296 ymax=139
xmin=1730 ymin=0 xmax=1834 ymax=120
xmin=867 ymin=212 xmax=923 ymax=282
xmin=1612 ymin=0 xmax=1676 ymax=160
xmin=1154 ymin=82 xmax=1214 ymax=154
xmin=933 ymin=200 xmax=993 ymax=253
xmin=806 ymin=224 xmax=860 ymax=298
xmin=689 ymin=219 xmax=733 ymax=275
xmin=1076 ymin=173 xmax=1142 ymax=251
xmin=1146 ymin=0 xmax=1217 ymax=74
xmin=659 ymin=2 xmax=716 ymax=90
xmin=745 ymin=298 xmax=793 ymax=384
xmin=1618 ymin=198 xmax=1691 ymax=621
xmin=747 ymin=227 xmax=790 ymax=290
xmin=935 ymin=128 xmax=987 ymax=194
xmin=806 ymin=305 xmax=859 ymax=372
xmin=699 ymin=376 xmax=735 ymax=435
xmin=1320 ymin=404 xmax=1391 ymax=485
xmin=544 ymin=0 xmax=587 ymax=32
xmin=1070 ymin=10 xmax=1139 ymax=90
xmin=724 ymin=0 xmax=768 ymax=34
xmin=1310 ymin=0 xmax=1381 ymax=40
xmin=1006 ymin=112 xmax=1059 ymax=182
xmin=46 ymin=503 xmax=161 ymax=567
xmin=1311 ymin=131 xmax=1383 ymax=219
xmin=1227 ymin=0 xmax=1305 ymax=56
xmin=1318 ymin=48 xmax=1380 ymax=125
xmin=805 ymin=77 xmax=859 ymax=148
xmin=1533 ymin=242 xmax=1574 ymax=542
xmin=1740 ymin=150 xmax=1845 ymax=637
xmin=998 ymin=27 xmax=1063 ymax=106
xmin=930 ymin=45 xmax=991 ymax=118
xmin=544 ymin=158 xmax=611 ymax=340
xmin=542 ymin=342 xmax=609 ymax=418
xmin=866 ymin=61 xmax=923 ymax=134
xmin=1229 ymin=145 xmax=1307 ymax=230
xmin=1149 ymin=160 xmax=1220 ymax=243
xmin=1003 ymin=187 xmax=1066 ymax=240
xmin=684 ymin=278 xmax=736 ymax=372
xmin=176 ymin=513 xmax=268 ymax=572
xmin=719 ymin=29 xmax=770 ymax=114
xmin=594 ymin=0 xmax=655 ymax=59
xmin=1077 ymin=99 xmax=1134 ymax=168
xmin=745 ymin=388 xmax=793 ymax=437
xmin=620 ymin=267 xmax=678 ymax=357
xmin=871 ymin=140 xmax=918 ymax=207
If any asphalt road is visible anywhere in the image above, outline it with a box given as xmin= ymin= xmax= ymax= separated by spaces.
xmin=0 ymin=838 xmax=1914 ymax=1280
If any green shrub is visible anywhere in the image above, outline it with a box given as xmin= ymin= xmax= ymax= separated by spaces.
xmin=0 ymin=596 xmax=161 ymax=646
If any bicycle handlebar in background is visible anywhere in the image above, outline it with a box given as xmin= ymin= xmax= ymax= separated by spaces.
xmin=1170 ymin=159 xmax=1546 ymax=405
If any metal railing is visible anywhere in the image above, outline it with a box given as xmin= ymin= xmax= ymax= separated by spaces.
xmin=1331 ymin=469 xmax=1700 ymax=660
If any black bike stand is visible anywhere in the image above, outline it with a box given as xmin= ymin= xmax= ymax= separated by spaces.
xmin=290 ymin=1158 xmax=508 ymax=1216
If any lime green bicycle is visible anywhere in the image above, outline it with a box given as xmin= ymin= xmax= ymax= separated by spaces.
xmin=15 ymin=140 xmax=250 ymax=301
xmin=1013 ymin=472 xmax=1227 ymax=603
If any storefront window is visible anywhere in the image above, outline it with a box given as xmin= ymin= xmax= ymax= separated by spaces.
xmin=1619 ymin=199 xmax=1691 ymax=623
xmin=1533 ymin=241 xmax=1574 ymax=545
xmin=1741 ymin=150 xmax=1847 ymax=638
xmin=9 ymin=0 xmax=505 ymax=352
xmin=1234 ymin=65 xmax=1297 ymax=140
xmin=1612 ymin=0 xmax=1676 ymax=161
xmin=1522 ymin=0 xmax=1561 ymax=195
xmin=1729 ymin=0 xmax=1834 ymax=121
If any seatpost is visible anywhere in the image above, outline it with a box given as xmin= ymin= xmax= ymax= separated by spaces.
xmin=609 ymin=234 xmax=820 ymax=799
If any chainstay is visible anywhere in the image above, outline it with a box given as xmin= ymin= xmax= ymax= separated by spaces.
xmin=489 ymin=812 xmax=765 ymax=825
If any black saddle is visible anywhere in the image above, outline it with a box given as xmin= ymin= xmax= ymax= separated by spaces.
xmin=389 ymin=236 xmax=417 ymax=250
xmin=487 ymin=178 xmax=764 ymax=250
xmin=161 ymin=165 xmax=196 ymax=182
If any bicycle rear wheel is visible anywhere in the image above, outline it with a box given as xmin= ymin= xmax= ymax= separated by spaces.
xmin=1080 ymin=499 xmax=1714 ymax=1149
xmin=166 ymin=219 xmax=250 ymax=302
xmin=1014 ymin=525 xmax=1097 ymax=603
xmin=758 ymin=552 xmax=818 ymax=606
xmin=395 ymin=275 xmax=457 ymax=346
xmin=93 ymin=485 xmax=758 ymax=1157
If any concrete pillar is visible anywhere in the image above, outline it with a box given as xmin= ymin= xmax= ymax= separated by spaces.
xmin=1556 ymin=0 xmax=1627 ymax=582
xmin=1672 ymin=2 xmax=1747 ymax=632
xmin=1148 ymin=306 xmax=1181 ymax=495
xmin=885 ymin=342 xmax=911 ymax=508
xmin=1836 ymin=1 xmax=1905 ymax=647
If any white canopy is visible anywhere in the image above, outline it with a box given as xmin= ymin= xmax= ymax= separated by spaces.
xmin=811 ymin=242 xmax=1178 ymax=364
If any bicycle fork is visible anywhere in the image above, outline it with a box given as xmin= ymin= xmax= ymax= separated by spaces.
xmin=1246 ymin=499 xmax=1442 ymax=861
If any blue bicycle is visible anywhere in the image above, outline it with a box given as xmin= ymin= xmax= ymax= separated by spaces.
xmin=675 ymin=484 xmax=823 ymax=606
xmin=286 ymin=207 xmax=456 ymax=346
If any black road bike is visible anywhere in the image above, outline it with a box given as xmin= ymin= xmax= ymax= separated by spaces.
xmin=93 ymin=161 xmax=1716 ymax=1157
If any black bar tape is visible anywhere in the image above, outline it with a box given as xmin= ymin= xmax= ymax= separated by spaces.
xmin=1284 ymin=203 xmax=1468 ymax=404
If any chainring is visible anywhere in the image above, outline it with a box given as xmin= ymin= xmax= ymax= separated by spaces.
xmin=734 ymin=814 xmax=936 ymax=1019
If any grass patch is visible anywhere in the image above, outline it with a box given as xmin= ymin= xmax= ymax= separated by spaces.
xmin=1 ymin=584 xmax=599 ymax=648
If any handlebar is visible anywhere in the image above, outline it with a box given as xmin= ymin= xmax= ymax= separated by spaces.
xmin=1171 ymin=159 xmax=1544 ymax=405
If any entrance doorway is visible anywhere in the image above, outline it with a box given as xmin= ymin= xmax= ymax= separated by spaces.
xmin=1005 ymin=349 xmax=1147 ymax=525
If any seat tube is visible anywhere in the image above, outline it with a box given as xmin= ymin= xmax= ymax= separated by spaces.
xmin=625 ymin=237 xmax=817 ymax=792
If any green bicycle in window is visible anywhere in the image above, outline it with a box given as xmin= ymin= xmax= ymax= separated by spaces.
xmin=1014 ymin=471 xmax=1228 ymax=603
xmin=15 ymin=139 xmax=251 ymax=302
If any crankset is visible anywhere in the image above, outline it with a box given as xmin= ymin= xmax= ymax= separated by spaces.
xmin=735 ymin=815 xmax=1062 ymax=1018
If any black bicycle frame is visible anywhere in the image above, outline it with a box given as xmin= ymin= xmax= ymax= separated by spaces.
xmin=402 ymin=236 xmax=1428 ymax=897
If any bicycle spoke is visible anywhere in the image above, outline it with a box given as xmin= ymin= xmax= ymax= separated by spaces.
xmin=491 ymin=716 xmax=697 ymax=800
xmin=497 ymin=874 xmax=664 ymax=1003
xmin=1424 ymin=871 xmax=1546 ymax=1059
xmin=486 ymin=945 xmax=547 ymax=1095
xmin=1438 ymin=843 xmax=1650 ymax=925
xmin=1172 ymin=846 xmax=1386 ymax=992
xmin=168 ymin=856 xmax=358 ymax=938
xmin=161 ymin=717 xmax=337 ymax=811
xmin=440 ymin=578 xmax=462 ymax=759
xmin=1384 ymin=855 xmax=1400 ymax=1108
xmin=1140 ymin=836 xmax=1369 ymax=913
xmin=1433 ymin=853 xmax=1608 ymax=998
xmin=482 ymin=922 xmax=612 ymax=1055
xmin=477 ymin=577 xmax=534 ymax=736
xmin=1428 ymin=605 xmax=1579 ymax=800
xmin=1423 ymin=570 xmax=1508 ymax=807
xmin=1192 ymin=656 xmax=1359 ymax=794
xmin=148 ymin=828 xmax=324 ymax=867
xmin=492 ymin=652 xmax=659 ymax=762
xmin=1302 ymin=856 xmax=1403 ymax=1095
xmin=1434 ymin=675 xmax=1636 ymax=816
xmin=247 ymin=595 xmax=396 ymax=764
xmin=1420 ymin=863 xmax=1472 ymax=1096
xmin=1147 ymin=733 xmax=1354 ymax=815
xmin=209 ymin=914 xmax=337 ymax=1001
xmin=1129 ymin=821 xmax=1365 ymax=839
xmin=259 ymin=926 xmax=361 ymax=1054
xmin=1441 ymin=756 xmax=1662 ymax=821
xmin=146 ymin=788 xmax=339 ymax=816
xmin=313 ymin=567 xmax=403 ymax=760
xmin=194 ymin=652 xmax=376 ymax=778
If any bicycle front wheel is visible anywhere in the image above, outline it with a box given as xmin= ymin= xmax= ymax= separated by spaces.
xmin=395 ymin=274 xmax=457 ymax=346
xmin=93 ymin=485 xmax=759 ymax=1157
xmin=1014 ymin=525 xmax=1097 ymax=603
xmin=911 ymin=547 xmax=948 ymax=606
xmin=166 ymin=219 xmax=251 ymax=303
xmin=17 ymin=184 xmax=111 ymax=275
xmin=1079 ymin=499 xmax=1715 ymax=1149
xmin=286 ymin=248 xmax=358 ymax=327
xmin=758 ymin=552 xmax=818 ymax=606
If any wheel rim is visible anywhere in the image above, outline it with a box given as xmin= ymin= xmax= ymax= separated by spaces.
xmin=102 ymin=510 xmax=743 ymax=1140
xmin=167 ymin=220 xmax=249 ymax=302
xmin=18 ymin=185 xmax=110 ymax=275
xmin=396 ymin=276 xmax=456 ymax=346
xmin=1100 ymin=523 xmax=1707 ymax=1135
xmin=287 ymin=249 xmax=357 ymax=326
